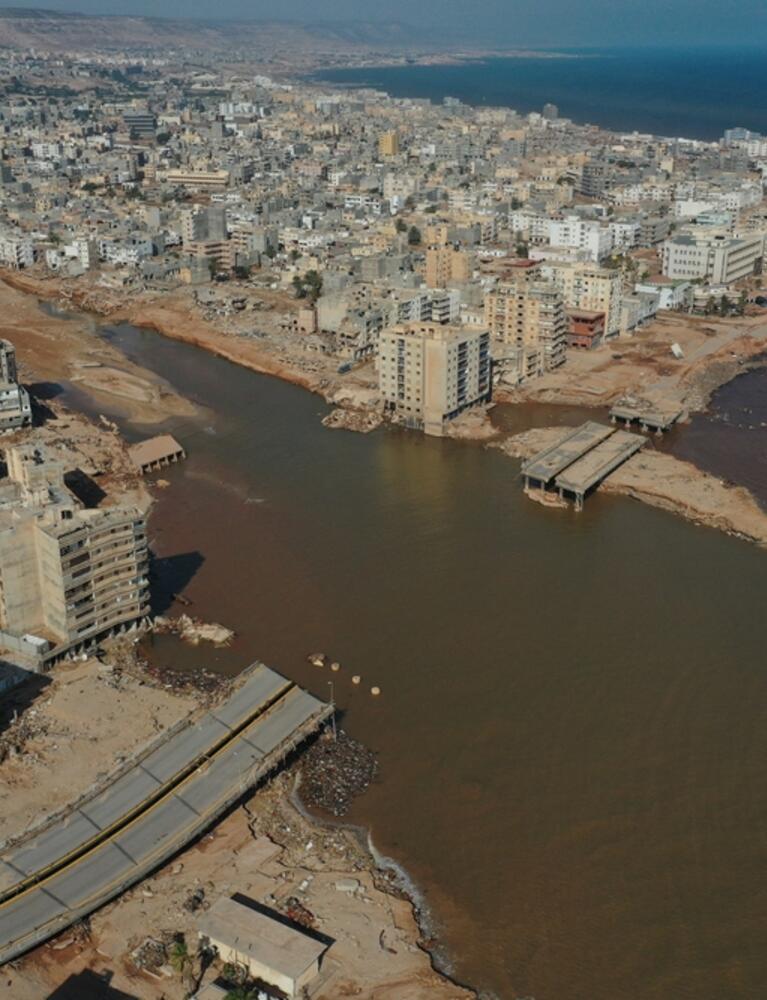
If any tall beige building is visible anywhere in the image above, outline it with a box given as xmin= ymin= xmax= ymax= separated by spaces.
xmin=484 ymin=261 xmax=568 ymax=375
xmin=544 ymin=261 xmax=622 ymax=337
xmin=425 ymin=246 xmax=471 ymax=289
xmin=0 ymin=444 xmax=150 ymax=667
xmin=378 ymin=130 xmax=400 ymax=157
xmin=377 ymin=322 xmax=491 ymax=436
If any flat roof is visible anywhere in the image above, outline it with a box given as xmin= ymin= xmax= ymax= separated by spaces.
xmin=522 ymin=422 xmax=615 ymax=485
xmin=128 ymin=434 xmax=184 ymax=468
xmin=555 ymin=431 xmax=644 ymax=493
xmin=198 ymin=896 xmax=328 ymax=979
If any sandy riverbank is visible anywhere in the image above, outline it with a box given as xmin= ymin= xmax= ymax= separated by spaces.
xmin=8 ymin=268 xmax=767 ymax=553
xmin=1 ymin=270 xmax=380 ymax=410
xmin=497 ymin=426 xmax=767 ymax=548
xmin=502 ymin=311 xmax=767 ymax=414
xmin=0 ymin=278 xmax=198 ymax=426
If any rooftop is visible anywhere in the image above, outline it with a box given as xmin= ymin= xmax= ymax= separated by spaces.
xmin=198 ymin=895 xmax=329 ymax=979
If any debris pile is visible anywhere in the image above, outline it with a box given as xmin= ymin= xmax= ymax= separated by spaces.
xmin=0 ymin=710 xmax=49 ymax=765
xmin=131 ymin=936 xmax=167 ymax=973
xmin=298 ymin=730 xmax=378 ymax=817
xmin=153 ymin=614 xmax=234 ymax=647
xmin=322 ymin=407 xmax=383 ymax=434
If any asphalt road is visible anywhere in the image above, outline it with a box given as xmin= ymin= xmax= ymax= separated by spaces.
xmin=0 ymin=667 xmax=331 ymax=964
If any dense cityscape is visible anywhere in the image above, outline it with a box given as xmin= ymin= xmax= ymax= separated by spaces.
xmin=0 ymin=17 xmax=766 ymax=1000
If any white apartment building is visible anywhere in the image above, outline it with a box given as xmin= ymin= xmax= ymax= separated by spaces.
xmin=377 ymin=322 xmax=491 ymax=435
xmin=0 ymin=383 xmax=31 ymax=430
xmin=608 ymin=221 xmax=641 ymax=251
xmin=547 ymin=216 xmax=614 ymax=262
xmin=661 ymin=233 xmax=765 ymax=284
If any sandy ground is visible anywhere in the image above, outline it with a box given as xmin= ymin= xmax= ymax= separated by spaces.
xmin=0 ymin=277 xmax=197 ymax=425
xmin=6 ymin=787 xmax=472 ymax=1000
xmin=499 ymin=426 xmax=767 ymax=548
xmin=1 ymin=672 xmax=472 ymax=1000
xmin=2 ymin=270 xmax=381 ymax=409
xmin=504 ymin=312 xmax=767 ymax=414
xmin=0 ymin=658 xmax=197 ymax=847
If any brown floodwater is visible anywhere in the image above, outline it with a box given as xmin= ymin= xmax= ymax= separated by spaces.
xmin=65 ymin=323 xmax=767 ymax=1000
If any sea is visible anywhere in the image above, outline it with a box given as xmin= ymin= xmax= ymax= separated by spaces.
xmin=312 ymin=46 xmax=767 ymax=141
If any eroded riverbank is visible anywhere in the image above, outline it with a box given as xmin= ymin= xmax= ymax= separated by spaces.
xmin=6 ymin=270 xmax=767 ymax=551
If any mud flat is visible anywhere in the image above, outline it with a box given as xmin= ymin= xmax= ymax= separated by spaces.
xmin=0 ymin=657 xmax=197 ymax=847
xmin=0 ymin=277 xmax=197 ymax=425
xmin=498 ymin=426 xmax=767 ymax=548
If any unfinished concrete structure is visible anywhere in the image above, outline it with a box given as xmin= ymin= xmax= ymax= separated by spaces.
xmin=0 ymin=443 xmax=149 ymax=667
xmin=522 ymin=421 xmax=644 ymax=510
xmin=128 ymin=434 xmax=186 ymax=475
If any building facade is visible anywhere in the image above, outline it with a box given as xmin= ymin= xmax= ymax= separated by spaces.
xmin=0 ymin=445 xmax=150 ymax=667
xmin=377 ymin=322 xmax=491 ymax=435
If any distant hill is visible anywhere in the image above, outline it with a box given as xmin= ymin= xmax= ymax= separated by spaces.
xmin=0 ymin=8 xmax=447 ymax=54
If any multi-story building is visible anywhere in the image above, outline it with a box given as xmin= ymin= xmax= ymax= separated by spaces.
xmin=377 ymin=322 xmax=491 ymax=435
xmin=543 ymin=261 xmax=623 ymax=337
xmin=0 ymin=340 xmax=18 ymax=383
xmin=378 ymin=131 xmax=400 ymax=157
xmin=484 ymin=262 xmax=567 ymax=375
xmin=661 ymin=233 xmax=764 ymax=284
xmin=425 ymin=245 xmax=471 ymax=288
xmin=0 ymin=338 xmax=31 ymax=431
xmin=548 ymin=216 xmax=614 ymax=262
xmin=0 ymin=444 xmax=150 ymax=667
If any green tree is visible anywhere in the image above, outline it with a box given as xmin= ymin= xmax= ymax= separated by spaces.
xmin=407 ymin=225 xmax=421 ymax=246
xmin=737 ymin=290 xmax=747 ymax=315
xmin=169 ymin=937 xmax=189 ymax=974
xmin=395 ymin=218 xmax=407 ymax=233
xmin=515 ymin=242 xmax=529 ymax=258
xmin=719 ymin=294 xmax=731 ymax=316
xmin=304 ymin=269 xmax=323 ymax=303
xmin=704 ymin=296 xmax=717 ymax=316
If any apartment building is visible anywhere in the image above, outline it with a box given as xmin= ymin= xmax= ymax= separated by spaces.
xmin=484 ymin=263 xmax=567 ymax=375
xmin=0 ymin=338 xmax=31 ymax=431
xmin=378 ymin=131 xmax=400 ymax=157
xmin=0 ymin=340 xmax=18 ymax=383
xmin=377 ymin=322 xmax=491 ymax=435
xmin=661 ymin=233 xmax=764 ymax=284
xmin=425 ymin=245 xmax=471 ymax=288
xmin=548 ymin=216 xmax=614 ymax=262
xmin=163 ymin=169 xmax=230 ymax=189
xmin=543 ymin=261 xmax=623 ymax=337
xmin=0 ymin=444 xmax=149 ymax=667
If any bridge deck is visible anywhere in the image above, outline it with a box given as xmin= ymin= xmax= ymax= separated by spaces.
xmin=555 ymin=431 xmax=644 ymax=495
xmin=522 ymin=421 xmax=615 ymax=485
xmin=609 ymin=404 xmax=683 ymax=431
xmin=0 ymin=679 xmax=331 ymax=964
xmin=0 ymin=663 xmax=291 ymax=898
